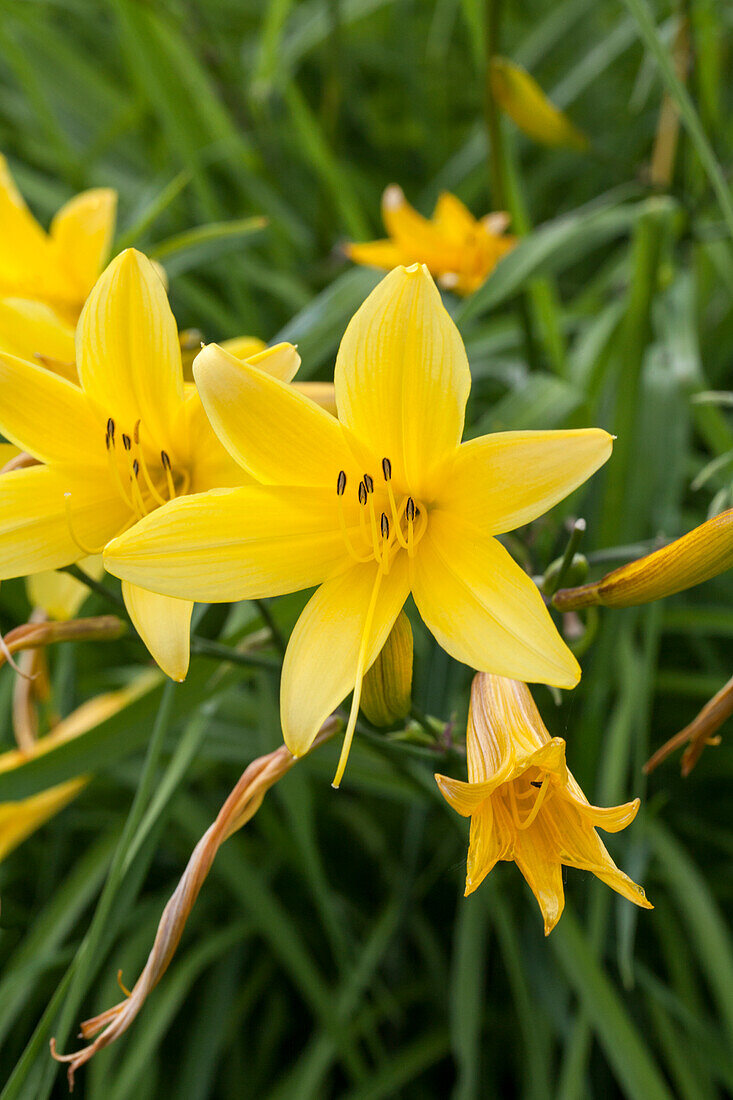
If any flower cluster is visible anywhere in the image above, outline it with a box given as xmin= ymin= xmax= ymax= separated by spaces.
xmin=2 ymin=154 xmax=699 ymax=1085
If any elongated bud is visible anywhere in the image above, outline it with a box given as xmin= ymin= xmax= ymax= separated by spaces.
xmin=554 ymin=508 xmax=733 ymax=611
xmin=541 ymin=553 xmax=588 ymax=596
xmin=490 ymin=57 xmax=589 ymax=151
xmin=361 ymin=611 xmax=413 ymax=727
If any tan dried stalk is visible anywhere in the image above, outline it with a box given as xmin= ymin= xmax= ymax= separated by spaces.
xmin=645 ymin=672 xmax=732 ymax=776
xmin=0 ymin=615 xmax=126 ymax=672
xmin=51 ymin=717 xmax=339 ymax=1088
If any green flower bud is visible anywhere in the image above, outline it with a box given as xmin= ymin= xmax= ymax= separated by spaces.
xmin=361 ymin=611 xmax=413 ymax=727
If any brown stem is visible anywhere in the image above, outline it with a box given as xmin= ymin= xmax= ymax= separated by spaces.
xmin=644 ymin=671 xmax=733 ymax=775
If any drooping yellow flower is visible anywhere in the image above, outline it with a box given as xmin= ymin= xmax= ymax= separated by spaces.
xmin=104 ymin=264 xmax=612 ymax=784
xmin=0 ymin=248 xmax=302 ymax=682
xmin=554 ymin=507 xmax=733 ymax=610
xmin=490 ymin=58 xmax=589 ymax=152
xmin=436 ymin=674 xmax=652 ymax=934
xmin=0 ymin=155 xmax=116 ymax=375
xmin=346 ymin=186 xmax=516 ymax=296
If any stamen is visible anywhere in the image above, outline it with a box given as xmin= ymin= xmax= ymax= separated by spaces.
xmin=406 ymin=496 xmax=415 ymax=556
xmin=358 ymin=481 xmax=367 ymax=506
xmin=105 ymin=428 xmax=134 ymax=509
xmin=386 ymin=482 xmax=409 ymax=550
xmin=366 ymin=492 xmax=383 ymax=567
xmin=63 ymin=493 xmax=105 ymax=556
xmin=336 ymin=473 xmax=372 ymax=564
xmin=332 ymin=568 xmax=384 ymax=789
xmin=120 ymin=442 xmax=146 ymax=517
xmin=161 ymin=451 xmax=176 ymax=500
xmin=517 ymin=775 xmax=550 ymax=830
xmin=381 ymin=457 xmax=392 ymax=481
xmin=363 ymin=473 xmax=374 ymax=494
xmin=405 ymin=497 xmax=416 ymax=522
xmin=134 ymin=420 xmax=167 ymax=507
xmin=122 ymin=433 xmax=132 ymax=452
xmin=380 ymin=512 xmax=389 ymax=539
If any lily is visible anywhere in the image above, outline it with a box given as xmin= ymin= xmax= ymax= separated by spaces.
xmin=105 ymin=263 xmax=612 ymax=785
xmin=0 ymin=154 xmax=116 ymax=376
xmin=346 ymin=185 xmax=516 ymax=295
xmin=0 ymin=248 xmax=302 ymax=681
xmin=436 ymin=673 xmax=652 ymax=934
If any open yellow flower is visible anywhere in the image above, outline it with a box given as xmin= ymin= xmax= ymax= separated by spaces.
xmin=346 ymin=186 xmax=516 ymax=296
xmin=105 ymin=264 xmax=612 ymax=784
xmin=0 ymin=247 xmax=301 ymax=682
xmin=0 ymin=154 xmax=116 ymax=377
xmin=436 ymin=674 xmax=652 ymax=934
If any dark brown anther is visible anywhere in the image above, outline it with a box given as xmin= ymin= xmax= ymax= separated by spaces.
xmin=134 ymin=420 xmax=141 ymax=445
xmin=381 ymin=457 xmax=392 ymax=481
xmin=122 ymin=434 xmax=132 ymax=451
xmin=405 ymin=497 xmax=416 ymax=522
xmin=363 ymin=473 xmax=374 ymax=494
xmin=105 ymin=433 xmax=111 ymax=450
xmin=132 ymin=459 xmax=140 ymax=477
xmin=106 ymin=417 xmax=115 ymax=442
xmin=530 ymin=780 xmax=543 ymax=789
xmin=358 ymin=481 xmax=367 ymax=506
xmin=336 ymin=470 xmax=347 ymax=496
xmin=381 ymin=512 xmax=389 ymax=539
xmin=161 ymin=451 xmax=171 ymax=470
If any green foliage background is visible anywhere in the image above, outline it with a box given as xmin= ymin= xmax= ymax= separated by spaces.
xmin=0 ymin=0 xmax=732 ymax=1096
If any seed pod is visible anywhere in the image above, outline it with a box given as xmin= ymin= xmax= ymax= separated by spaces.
xmin=361 ymin=611 xmax=413 ymax=728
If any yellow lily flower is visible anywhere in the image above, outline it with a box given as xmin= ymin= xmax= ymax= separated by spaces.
xmin=0 ymin=247 xmax=301 ymax=682
xmin=436 ymin=674 xmax=652 ymax=934
xmin=0 ymin=154 xmax=116 ymax=375
xmin=104 ymin=264 xmax=612 ymax=784
xmin=346 ymin=186 xmax=516 ymax=296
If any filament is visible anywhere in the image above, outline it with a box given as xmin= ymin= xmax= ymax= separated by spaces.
xmin=517 ymin=775 xmax=550 ymax=830
xmin=161 ymin=452 xmax=176 ymax=500
xmin=63 ymin=493 xmax=105 ymax=556
xmin=133 ymin=421 xmax=167 ymax=507
xmin=105 ymin=433 xmax=134 ymax=510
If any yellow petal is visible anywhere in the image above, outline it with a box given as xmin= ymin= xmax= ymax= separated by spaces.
xmin=432 ymin=192 xmax=477 ymax=241
xmin=0 ymin=465 xmax=129 ymax=578
xmin=292 ymin=381 xmax=337 ymax=416
xmin=184 ymin=389 xmax=249 ymax=492
xmin=245 ymin=341 xmax=301 ymax=383
xmin=490 ymin=58 xmax=589 ymax=151
xmin=50 ymin=188 xmax=117 ymax=299
xmin=513 ymin=814 xmax=566 ymax=934
xmin=219 ymin=335 xmax=266 ymax=360
xmin=465 ymin=799 xmax=513 ymax=895
xmin=281 ymin=555 xmax=410 ymax=756
xmin=0 ymin=351 xmax=102 ymax=466
xmin=122 ymin=581 xmax=192 ymax=682
xmin=380 ymin=185 xmax=447 ymax=264
xmin=27 ymin=555 xmax=103 ymax=620
xmin=0 ymin=297 xmax=76 ymax=374
xmin=412 ymin=510 xmax=580 ymax=688
xmin=104 ymin=484 xmax=348 ymax=601
xmin=437 ymin=429 xmax=613 ymax=534
xmin=194 ymin=342 xmax=356 ymax=487
xmin=334 ymin=264 xmax=470 ymax=497
xmin=0 ymin=778 xmax=87 ymax=863
xmin=76 ymin=249 xmax=184 ymax=454
xmin=0 ymin=155 xmax=58 ymax=299
xmin=345 ymin=239 xmax=405 ymax=270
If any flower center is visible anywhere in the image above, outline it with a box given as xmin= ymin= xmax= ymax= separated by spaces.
xmin=63 ymin=417 xmax=189 ymax=556
xmin=335 ymin=456 xmax=427 ymax=574
xmin=506 ymin=771 xmax=551 ymax=831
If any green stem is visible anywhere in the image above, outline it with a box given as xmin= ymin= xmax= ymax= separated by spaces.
xmin=60 ymin=564 xmax=125 ymax=610
xmin=189 ymin=635 xmax=280 ymax=672
xmin=483 ymin=0 xmax=506 ymax=209
xmin=545 ymin=519 xmax=587 ymax=597
xmin=252 ymin=598 xmax=287 ymax=658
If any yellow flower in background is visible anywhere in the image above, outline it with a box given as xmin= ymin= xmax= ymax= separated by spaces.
xmin=436 ymin=674 xmax=652 ymax=934
xmin=27 ymin=557 xmax=103 ymax=622
xmin=554 ymin=507 xmax=733 ymax=610
xmin=490 ymin=58 xmax=589 ymax=152
xmin=346 ymin=186 xmax=516 ymax=296
xmin=0 ymin=155 xmax=116 ymax=377
xmin=0 ymin=247 xmax=302 ymax=682
xmin=0 ymin=671 xmax=159 ymax=864
xmin=105 ymin=264 xmax=612 ymax=785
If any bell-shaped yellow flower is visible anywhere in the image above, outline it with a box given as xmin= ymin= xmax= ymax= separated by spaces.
xmin=346 ymin=186 xmax=516 ymax=296
xmin=0 ymin=154 xmax=116 ymax=374
xmin=0 ymin=248 xmax=302 ymax=682
xmin=436 ymin=674 xmax=652 ymax=934
xmin=105 ymin=264 xmax=612 ymax=784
